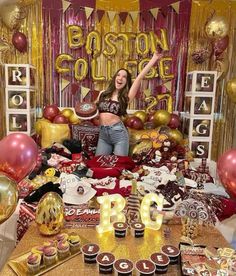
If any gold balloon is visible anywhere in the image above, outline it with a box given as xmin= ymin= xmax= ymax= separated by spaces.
xmin=153 ymin=110 xmax=171 ymax=127
xmin=75 ymin=58 xmax=88 ymax=81
xmin=85 ymin=30 xmax=101 ymax=58
xmin=226 ymin=78 xmax=236 ymax=103
xmin=130 ymin=138 xmax=153 ymax=156
xmin=103 ymin=32 xmax=117 ymax=57
xmin=61 ymin=108 xmax=74 ymax=119
xmin=0 ymin=174 xmax=18 ymax=224
xmin=69 ymin=112 xmax=81 ymax=124
xmin=55 ymin=53 xmax=73 ymax=73
xmin=205 ymin=16 xmax=229 ymax=39
xmin=133 ymin=110 xmax=147 ymax=123
xmin=0 ymin=4 xmax=26 ymax=30
xmin=67 ymin=25 xmax=84 ymax=49
xmin=41 ymin=122 xmax=71 ymax=148
xmin=135 ymin=32 xmax=149 ymax=56
xmin=35 ymin=192 xmax=64 ymax=236
xmin=34 ymin=118 xmax=50 ymax=135
xmin=168 ymin=129 xmax=183 ymax=144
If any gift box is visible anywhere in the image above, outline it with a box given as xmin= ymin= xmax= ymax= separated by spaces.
xmin=71 ymin=125 xmax=99 ymax=155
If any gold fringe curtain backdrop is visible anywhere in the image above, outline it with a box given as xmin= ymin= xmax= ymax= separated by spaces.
xmin=0 ymin=0 xmax=43 ymax=139
xmin=187 ymin=0 xmax=236 ymax=160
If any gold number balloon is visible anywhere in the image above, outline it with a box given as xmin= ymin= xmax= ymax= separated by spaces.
xmin=0 ymin=174 xmax=18 ymax=224
xmin=226 ymin=78 xmax=236 ymax=103
xmin=35 ymin=192 xmax=64 ymax=236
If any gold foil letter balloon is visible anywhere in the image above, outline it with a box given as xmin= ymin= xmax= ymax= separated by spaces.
xmin=0 ymin=174 xmax=18 ymax=224
xmin=35 ymin=192 xmax=64 ymax=235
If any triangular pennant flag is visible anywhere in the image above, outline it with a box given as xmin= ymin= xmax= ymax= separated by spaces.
xmin=97 ymin=9 xmax=105 ymax=22
xmin=61 ymin=78 xmax=70 ymax=91
xmin=81 ymin=86 xmax=90 ymax=99
xmin=150 ymin=8 xmax=159 ymax=19
xmin=144 ymin=89 xmax=151 ymax=97
xmin=119 ymin=12 xmax=128 ymax=24
xmin=129 ymin=11 xmax=139 ymax=22
xmin=62 ymin=0 xmax=71 ymax=13
xmin=163 ymin=81 xmax=172 ymax=91
xmin=171 ymin=1 xmax=180 ymax=13
xmin=85 ymin=7 xmax=94 ymax=19
xmin=107 ymin=11 xmax=116 ymax=23
xmin=141 ymin=10 xmax=150 ymax=21
xmin=71 ymin=83 xmax=80 ymax=95
xmin=91 ymin=90 xmax=100 ymax=102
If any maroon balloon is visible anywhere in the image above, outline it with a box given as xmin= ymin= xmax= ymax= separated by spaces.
xmin=53 ymin=114 xmax=69 ymax=124
xmin=43 ymin=104 xmax=60 ymax=121
xmin=12 ymin=31 xmax=28 ymax=53
xmin=168 ymin=113 xmax=181 ymax=129
xmin=217 ymin=149 xmax=236 ymax=199
xmin=0 ymin=133 xmax=38 ymax=183
xmin=213 ymin=35 xmax=229 ymax=56
xmin=125 ymin=116 xmax=144 ymax=130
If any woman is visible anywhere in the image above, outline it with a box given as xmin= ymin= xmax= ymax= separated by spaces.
xmin=95 ymin=51 xmax=163 ymax=156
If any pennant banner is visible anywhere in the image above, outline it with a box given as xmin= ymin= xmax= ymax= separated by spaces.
xmin=119 ymin=12 xmax=128 ymax=24
xmin=61 ymin=78 xmax=70 ymax=91
xmin=171 ymin=1 xmax=180 ymax=14
xmin=62 ymin=0 xmax=71 ymax=13
xmin=97 ymin=9 xmax=105 ymax=22
xmin=150 ymin=8 xmax=159 ymax=20
xmin=85 ymin=7 xmax=94 ymax=19
xmin=107 ymin=11 xmax=116 ymax=23
xmin=163 ymin=81 xmax=172 ymax=91
xmin=81 ymin=86 xmax=90 ymax=99
xmin=129 ymin=11 xmax=139 ymax=22
xmin=144 ymin=89 xmax=151 ymax=97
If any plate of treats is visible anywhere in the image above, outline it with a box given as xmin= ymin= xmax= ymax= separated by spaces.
xmin=8 ymin=232 xmax=88 ymax=276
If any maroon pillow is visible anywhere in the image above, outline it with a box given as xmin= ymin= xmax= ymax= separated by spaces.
xmin=86 ymin=155 xmax=135 ymax=179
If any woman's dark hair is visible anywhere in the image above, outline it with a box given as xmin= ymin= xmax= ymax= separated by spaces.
xmin=99 ymin=68 xmax=132 ymax=115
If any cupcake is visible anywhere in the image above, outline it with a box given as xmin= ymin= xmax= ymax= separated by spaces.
xmin=150 ymin=252 xmax=170 ymax=274
xmin=161 ymin=245 xmax=180 ymax=265
xmin=56 ymin=233 xmax=69 ymax=242
xmin=43 ymin=246 xmax=58 ymax=266
xmin=96 ymin=252 xmax=116 ymax=274
xmin=27 ymin=252 xmax=41 ymax=274
xmin=31 ymin=246 xmax=44 ymax=264
xmin=135 ymin=259 xmax=155 ymax=276
xmin=57 ymin=240 xmax=70 ymax=259
xmin=130 ymin=222 xmax=145 ymax=238
xmin=81 ymin=243 xmax=100 ymax=264
xmin=68 ymin=232 xmax=81 ymax=254
xmin=113 ymin=258 xmax=134 ymax=276
xmin=113 ymin=222 xmax=129 ymax=238
xmin=43 ymin=240 xmax=56 ymax=248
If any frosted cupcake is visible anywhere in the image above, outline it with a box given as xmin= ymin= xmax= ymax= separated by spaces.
xmin=113 ymin=222 xmax=129 ymax=238
xmin=96 ymin=252 xmax=116 ymax=274
xmin=81 ymin=243 xmax=100 ymax=264
xmin=113 ymin=258 xmax=134 ymax=276
xmin=130 ymin=222 xmax=145 ymax=238
xmin=43 ymin=246 xmax=58 ymax=266
xmin=56 ymin=233 xmax=69 ymax=242
xmin=68 ymin=232 xmax=81 ymax=254
xmin=135 ymin=259 xmax=155 ymax=276
xmin=161 ymin=245 xmax=180 ymax=265
xmin=31 ymin=246 xmax=44 ymax=264
xmin=43 ymin=240 xmax=56 ymax=248
xmin=57 ymin=240 xmax=70 ymax=259
xmin=27 ymin=252 xmax=41 ymax=274
xmin=150 ymin=252 xmax=170 ymax=274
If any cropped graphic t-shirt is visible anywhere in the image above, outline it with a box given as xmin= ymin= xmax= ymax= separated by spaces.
xmin=98 ymin=98 xmax=125 ymax=116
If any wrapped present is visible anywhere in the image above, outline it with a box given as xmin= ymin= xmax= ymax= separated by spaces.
xmin=71 ymin=125 xmax=99 ymax=156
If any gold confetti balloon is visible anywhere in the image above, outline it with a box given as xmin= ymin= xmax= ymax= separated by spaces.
xmin=0 ymin=174 xmax=18 ymax=224
xmin=205 ymin=16 xmax=229 ymax=39
xmin=226 ymin=78 xmax=236 ymax=103
xmin=35 ymin=192 xmax=64 ymax=236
